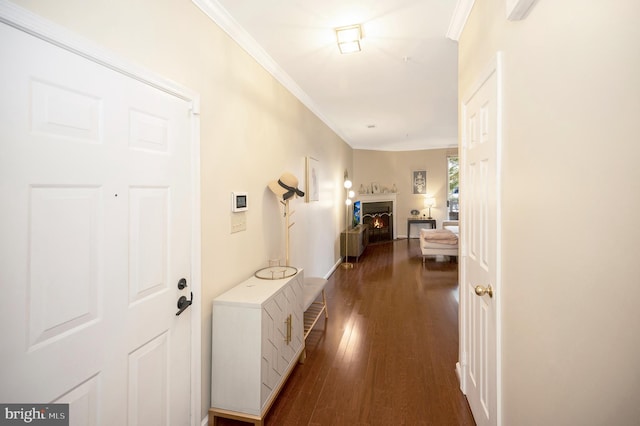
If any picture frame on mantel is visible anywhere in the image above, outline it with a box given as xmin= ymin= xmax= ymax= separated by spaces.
xmin=413 ymin=170 xmax=427 ymax=194
xmin=371 ymin=182 xmax=380 ymax=194
xmin=305 ymin=156 xmax=319 ymax=202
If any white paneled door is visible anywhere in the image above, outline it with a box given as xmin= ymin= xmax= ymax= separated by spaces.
xmin=0 ymin=18 xmax=194 ymax=426
xmin=460 ymin=54 xmax=502 ymax=426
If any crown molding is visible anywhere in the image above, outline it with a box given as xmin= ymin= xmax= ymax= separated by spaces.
xmin=191 ymin=0 xmax=348 ymax=143
xmin=506 ymin=0 xmax=539 ymax=20
xmin=446 ymin=0 xmax=475 ymax=42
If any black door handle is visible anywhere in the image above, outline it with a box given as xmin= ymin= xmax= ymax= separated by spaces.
xmin=176 ymin=292 xmax=193 ymax=316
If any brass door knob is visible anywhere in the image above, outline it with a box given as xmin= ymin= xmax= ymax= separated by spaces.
xmin=474 ymin=284 xmax=493 ymax=298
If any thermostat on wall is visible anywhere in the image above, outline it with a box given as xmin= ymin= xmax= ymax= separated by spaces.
xmin=231 ymin=192 xmax=248 ymax=212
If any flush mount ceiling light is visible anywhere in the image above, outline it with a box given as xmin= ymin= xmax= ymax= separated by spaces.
xmin=335 ymin=24 xmax=362 ymax=54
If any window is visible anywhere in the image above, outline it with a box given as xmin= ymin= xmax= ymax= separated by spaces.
xmin=447 ymin=155 xmax=459 ymax=220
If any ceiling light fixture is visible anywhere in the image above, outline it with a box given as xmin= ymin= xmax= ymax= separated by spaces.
xmin=335 ymin=24 xmax=362 ymax=54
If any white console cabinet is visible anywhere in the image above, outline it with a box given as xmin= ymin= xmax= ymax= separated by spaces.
xmin=209 ymin=269 xmax=304 ymax=425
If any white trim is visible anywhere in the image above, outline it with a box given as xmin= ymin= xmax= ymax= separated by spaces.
xmin=458 ymin=84 xmax=469 ymax=398
xmin=191 ymin=0 xmax=347 ymax=144
xmin=326 ymin=259 xmax=342 ymax=280
xmin=190 ymin=110 xmax=203 ymax=426
xmin=506 ymin=0 xmax=539 ymax=20
xmin=446 ymin=0 xmax=476 ymax=42
xmin=0 ymin=2 xmax=203 ymax=424
xmin=495 ymin=51 xmax=504 ymax=426
xmin=462 ymin=55 xmax=498 ymax=104
xmin=455 ymin=362 xmax=463 ymax=391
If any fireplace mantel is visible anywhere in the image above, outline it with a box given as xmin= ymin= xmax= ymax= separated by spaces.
xmin=357 ymin=193 xmax=397 ymax=240
xmin=358 ymin=193 xmax=397 ymax=203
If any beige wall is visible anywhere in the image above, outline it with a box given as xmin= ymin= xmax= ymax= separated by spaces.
xmin=354 ymin=148 xmax=457 ymax=235
xmin=9 ymin=0 xmax=352 ymax=420
xmin=460 ymin=0 xmax=640 ymax=424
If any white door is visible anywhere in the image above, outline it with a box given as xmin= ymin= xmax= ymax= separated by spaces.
xmin=460 ymin=54 xmax=502 ymax=426
xmin=0 ymin=20 xmax=194 ymax=426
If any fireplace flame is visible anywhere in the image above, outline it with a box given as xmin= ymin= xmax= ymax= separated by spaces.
xmin=373 ymin=217 xmax=384 ymax=229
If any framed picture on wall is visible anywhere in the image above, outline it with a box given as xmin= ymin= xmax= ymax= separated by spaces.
xmin=305 ymin=156 xmax=319 ymax=202
xmin=413 ymin=170 xmax=427 ymax=194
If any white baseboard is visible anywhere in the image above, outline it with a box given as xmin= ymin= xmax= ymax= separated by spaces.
xmin=325 ymin=259 xmax=342 ymax=279
xmin=456 ymin=362 xmax=465 ymax=393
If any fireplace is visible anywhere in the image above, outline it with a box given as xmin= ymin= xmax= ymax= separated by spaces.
xmin=362 ymin=201 xmax=393 ymax=243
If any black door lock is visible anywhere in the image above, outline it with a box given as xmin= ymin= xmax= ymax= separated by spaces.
xmin=178 ymin=278 xmax=188 ymax=290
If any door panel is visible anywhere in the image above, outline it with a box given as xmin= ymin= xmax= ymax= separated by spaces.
xmin=128 ymin=332 xmax=170 ymax=426
xmin=53 ymin=374 xmax=100 ymax=426
xmin=30 ymin=78 xmax=103 ymax=143
xmin=129 ymin=187 xmax=170 ymax=303
xmin=28 ymin=186 xmax=101 ymax=349
xmin=461 ymin=56 xmax=500 ymax=426
xmin=0 ymin=20 xmax=192 ymax=426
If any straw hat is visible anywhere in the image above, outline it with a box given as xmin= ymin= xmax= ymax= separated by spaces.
xmin=268 ymin=172 xmax=305 ymax=200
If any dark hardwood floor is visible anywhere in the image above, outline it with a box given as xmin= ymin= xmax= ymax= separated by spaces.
xmin=215 ymin=239 xmax=476 ymax=426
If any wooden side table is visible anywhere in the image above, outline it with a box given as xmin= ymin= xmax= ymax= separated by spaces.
xmin=407 ymin=218 xmax=436 ymax=239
